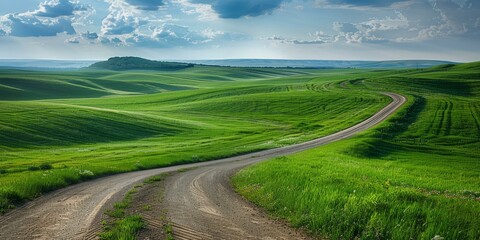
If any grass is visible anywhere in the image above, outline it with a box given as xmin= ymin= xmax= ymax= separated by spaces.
xmin=99 ymin=174 xmax=169 ymax=240
xmin=100 ymin=188 xmax=144 ymax=239
xmin=233 ymin=62 xmax=480 ymax=239
xmin=164 ymin=223 xmax=175 ymax=240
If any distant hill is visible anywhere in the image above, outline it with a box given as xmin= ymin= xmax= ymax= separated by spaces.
xmin=0 ymin=58 xmax=458 ymax=70
xmin=350 ymin=60 xmax=456 ymax=69
xmin=0 ymin=59 xmax=96 ymax=70
xmin=89 ymin=57 xmax=194 ymax=71
xmin=183 ymin=59 xmax=455 ymax=69
xmin=423 ymin=61 xmax=480 ymax=72
xmin=450 ymin=61 xmax=480 ymax=70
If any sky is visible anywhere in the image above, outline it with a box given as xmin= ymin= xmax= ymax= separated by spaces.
xmin=0 ymin=0 xmax=478 ymax=61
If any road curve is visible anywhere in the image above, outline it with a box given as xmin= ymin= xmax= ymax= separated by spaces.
xmin=0 ymin=93 xmax=406 ymax=240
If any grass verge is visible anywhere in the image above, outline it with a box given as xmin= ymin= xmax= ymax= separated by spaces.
xmin=99 ymin=173 xmax=169 ymax=240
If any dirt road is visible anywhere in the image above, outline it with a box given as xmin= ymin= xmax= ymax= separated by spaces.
xmin=0 ymin=93 xmax=405 ymax=240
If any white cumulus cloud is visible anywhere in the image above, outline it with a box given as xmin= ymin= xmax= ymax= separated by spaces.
xmin=0 ymin=0 xmax=92 ymax=37
xmin=34 ymin=0 xmax=89 ymax=18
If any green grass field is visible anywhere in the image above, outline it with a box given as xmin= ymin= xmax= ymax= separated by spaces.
xmin=0 ymin=66 xmax=388 ymax=212
xmin=0 ymin=63 xmax=479 ymax=239
xmin=233 ymin=63 xmax=480 ymax=239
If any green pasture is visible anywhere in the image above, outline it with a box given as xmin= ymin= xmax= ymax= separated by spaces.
xmin=234 ymin=63 xmax=480 ymax=239
xmin=0 ymin=66 xmax=386 ymax=212
xmin=1 ymin=62 xmax=479 ymax=239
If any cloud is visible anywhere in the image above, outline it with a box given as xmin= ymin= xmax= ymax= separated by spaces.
xmin=100 ymin=23 xmax=244 ymax=48
xmin=0 ymin=0 xmax=92 ymax=37
xmin=101 ymin=6 xmax=147 ymax=35
xmin=267 ymin=35 xmax=286 ymax=41
xmin=66 ymin=36 xmax=80 ymax=43
xmin=1 ymin=14 xmax=76 ymax=37
xmin=98 ymin=0 xmax=246 ymax=49
xmin=292 ymin=39 xmax=325 ymax=44
xmin=124 ymin=0 xmax=166 ymax=11
xmin=100 ymin=36 xmax=123 ymax=45
xmin=267 ymin=31 xmax=331 ymax=45
xmin=333 ymin=22 xmax=358 ymax=33
xmin=64 ymin=31 xmax=99 ymax=44
xmin=332 ymin=13 xmax=410 ymax=43
xmin=176 ymin=0 xmax=218 ymax=20
xmin=100 ymin=23 xmax=208 ymax=48
xmin=150 ymin=24 xmax=209 ymax=45
xmin=311 ymin=0 xmax=480 ymax=44
xmin=315 ymin=0 xmax=408 ymax=8
xmin=189 ymin=0 xmax=289 ymax=18
xmin=393 ymin=0 xmax=480 ymax=41
xmin=34 ymin=0 xmax=88 ymax=18
xmin=82 ymin=31 xmax=98 ymax=40
xmin=270 ymin=13 xmax=411 ymax=45
xmin=201 ymin=28 xmax=224 ymax=38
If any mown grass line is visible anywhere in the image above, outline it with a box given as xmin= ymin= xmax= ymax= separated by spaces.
xmin=425 ymin=102 xmax=442 ymax=135
xmin=444 ymin=101 xmax=453 ymax=136
xmin=469 ymin=104 xmax=480 ymax=133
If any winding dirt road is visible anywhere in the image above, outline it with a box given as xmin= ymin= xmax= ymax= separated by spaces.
xmin=0 ymin=93 xmax=405 ymax=240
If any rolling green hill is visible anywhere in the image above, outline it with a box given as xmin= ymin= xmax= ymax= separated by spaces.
xmin=0 ymin=62 xmax=479 ymax=239
xmin=0 ymin=66 xmax=307 ymax=100
xmin=88 ymin=57 xmax=194 ymax=71
xmin=0 ymin=67 xmax=387 ymax=214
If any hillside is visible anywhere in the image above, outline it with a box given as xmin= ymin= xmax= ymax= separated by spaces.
xmin=234 ymin=62 xmax=480 ymax=239
xmin=0 ymin=67 xmax=305 ymax=101
xmin=89 ymin=57 xmax=194 ymax=71
xmin=183 ymin=59 xmax=454 ymax=69
xmin=0 ymin=66 xmax=388 ymax=213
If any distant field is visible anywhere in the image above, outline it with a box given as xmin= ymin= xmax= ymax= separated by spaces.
xmin=233 ymin=63 xmax=480 ymax=239
xmin=0 ymin=66 xmax=388 ymax=213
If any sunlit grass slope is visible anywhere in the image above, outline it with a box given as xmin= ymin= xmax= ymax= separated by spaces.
xmin=0 ymin=66 xmax=304 ymax=100
xmin=233 ymin=62 xmax=480 ymax=239
xmin=0 ymin=101 xmax=185 ymax=148
xmin=0 ymin=67 xmax=387 ymax=212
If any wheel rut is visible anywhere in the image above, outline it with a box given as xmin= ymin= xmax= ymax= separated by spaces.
xmin=172 ymin=222 xmax=213 ymax=240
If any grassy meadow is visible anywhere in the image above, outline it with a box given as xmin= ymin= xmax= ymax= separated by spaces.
xmin=233 ymin=63 xmax=480 ymax=239
xmin=0 ymin=66 xmax=388 ymax=212
xmin=0 ymin=62 xmax=478 ymax=239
